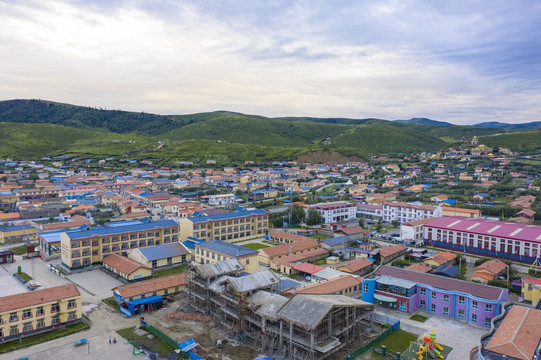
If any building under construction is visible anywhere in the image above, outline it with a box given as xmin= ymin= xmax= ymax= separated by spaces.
xmin=187 ymin=259 xmax=375 ymax=360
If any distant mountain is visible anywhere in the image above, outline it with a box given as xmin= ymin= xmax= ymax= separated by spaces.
xmin=473 ymin=121 xmax=541 ymax=129
xmin=394 ymin=118 xmax=454 ymax=126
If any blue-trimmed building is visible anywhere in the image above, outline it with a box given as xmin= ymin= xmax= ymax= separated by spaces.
xmin=195 ymin=240 xmax=259 ymax=273
xmin=179 ymin=209 xmax=268 ymax=243
xmin=361 ymin=266 xmax=508 ymax=327
xmin=60 ymin=219 xmax=179 ymax=269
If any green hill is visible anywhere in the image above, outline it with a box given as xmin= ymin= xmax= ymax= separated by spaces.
xmin=0 ymin=99 xmax=531 ymax=163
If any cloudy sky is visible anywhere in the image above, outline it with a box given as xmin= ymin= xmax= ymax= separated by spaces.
xmin=1 ymin=1 xmax=540 ymax=124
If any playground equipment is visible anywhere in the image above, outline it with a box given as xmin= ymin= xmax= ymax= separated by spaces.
xmin=415 ymin=330 xmax=443 ymax=359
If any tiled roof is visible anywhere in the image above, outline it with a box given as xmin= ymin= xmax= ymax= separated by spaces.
xmin=402 ymin=218 xmax=438 ymax=227
xmin=268 ymin=230 xmax=312 ymax=243
xmin=404 ymin=263 xmax=432 ymax=273
xmin=292 ymin=263 xmax=325 ymax=275
xmin=372 ymin=266 xmax=505 ymax=300
xmin=335 ymin=226 xmax=365 ymax=235
xmin=474 ymin=259 xmax=508 ymax=276
xmin=378 ymin=244 xmax=407 ymax=258
xmin=485 ymin=305 xmax=541 ymax=360
xmin=285 ymin=275 xmax=361 ymax=295
xmin=340 ymin=258 xmax=373 ymax=273
xmin=114 ymin=273 xmax=187 ymax=299
xmin=197 ymin=240 xmax=257 ymax=257
xmin=103 ymin=254 xmax=150 ymax=275
xmin=272 ymin=248 xmax=329 ymax=267
xmin=0 ymin=284 xmax=79 ymax=313
xmin=261 ymin=239 xmax=319 ymax=258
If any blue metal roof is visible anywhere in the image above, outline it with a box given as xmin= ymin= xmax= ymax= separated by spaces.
xmin=127 ymin=295 xmax=163 ymax=306
xmin=197 ymin=240 xmax=257 ymax=257
xmin=0 ymin=225 xmax=35 ymax=232
xmin=433 ymin=265 xmax=459 ymax=277
xmin=66 ymin=220 xmax=178 ymax=240
xmin=105 ymin=221 xmax=142 ymax=228
xmin=189 ymin=209 xmax=267 ymax=224
xmin=321 ymin=235 xmax=350 ymax=246
xmin=137 ymin=242 xmax=190 ymax=261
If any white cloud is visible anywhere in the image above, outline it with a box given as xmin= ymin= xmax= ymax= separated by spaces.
xmin=0 ymin=0 xmax=539 ymax=124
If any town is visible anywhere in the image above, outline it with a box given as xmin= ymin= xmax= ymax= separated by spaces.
xmin=0 ymin=136 xmax=540 ymax=360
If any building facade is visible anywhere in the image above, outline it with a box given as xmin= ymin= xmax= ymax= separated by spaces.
xmin=60 ymin=219 xmax=179 ymax=270
xmin=0 ymin=225 xmax=37 ymax=245
xmin=382 ymin=202 xmax=442 ymax=224
xmin=308 ymin=202 xmax=357 ymax=224
xmin=0 ymin=284 xmax=81 ymax=342
xmin=361 ymin=266 xmax=508 ymax=328
xmin=194 ymin=240 xmax=259 ymax=274
xmin=424 ymin=216 xmax=541 ymax=264
xmin=179 ymin=209 xmax=268 ymax=243
xmin=356 ymin=204 xmax=383 ymax=220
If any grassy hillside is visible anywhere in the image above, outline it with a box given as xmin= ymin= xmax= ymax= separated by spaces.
xmin=479 ymin=129 xmax=541 ymax=154
xmin=0 ymin=122 xmax=155 ymax=159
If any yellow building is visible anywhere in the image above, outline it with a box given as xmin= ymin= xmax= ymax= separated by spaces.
xmin=60 ymin=220 xmax=179 ymax=270
xmin=194 ymin=240 xmax=259 ymax=274
xmin=522 ymin=278 xmax=541 ymax=306
xmin=441 ymin=206 xmax=482 ymax=218
xmin=102 ymin=253 xmax=152 ymax=281
xmin=179 ymin=209 xmax=268 ymax=243
xmin=0 ymin=284 xmax=81 ymax=341
xmin=0 ymin=225 xmax=37 ymax=245
xmin=128 ymin=242 xmax=191 ymax=269
xmin=264 ymin=189 xmax=278 ymax=198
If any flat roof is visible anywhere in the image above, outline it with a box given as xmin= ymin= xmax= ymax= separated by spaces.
xmin=188 ymin=209 xmax=267 ymax=224
xmin=66 ymin=219 xmax=177 ymax=240
xmin=196 ymin=240 xmax=257 ymax=257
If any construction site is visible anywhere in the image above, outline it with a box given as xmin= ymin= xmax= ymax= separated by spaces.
xmin=185 ymin=258 xmax=379 ymax=360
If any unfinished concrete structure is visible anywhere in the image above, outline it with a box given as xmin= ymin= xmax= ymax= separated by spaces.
xmin=187 ymin=259 xmax=375 ymax=360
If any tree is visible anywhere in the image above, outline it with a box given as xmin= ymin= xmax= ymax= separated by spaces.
xmin=358 ymin=218 xmax=365 ymax=228
xmin=391 ymin=220 xmax=400 ymax=228
xmin=291 ymin=205 xmax=306 ymax=225
xmin=306 ymin=209 xmax=323 ymax=226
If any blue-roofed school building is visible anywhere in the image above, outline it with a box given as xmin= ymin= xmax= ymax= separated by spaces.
xmin=195 ymin=240 xmax=259 ymax=273
xmin=60 ymin=219 xmax=179 ymax=270
xmin=0 ymin=224 xmax=37 ymax=244
xmin=179 ymin=209 xmax=268 ymax=243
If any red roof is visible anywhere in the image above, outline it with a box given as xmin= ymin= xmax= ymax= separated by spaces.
xmin=292 ymin=263 xmax=326 ymax=275
xmin=524 ymin=277 xmax=541 ymax=286
xmin=424 ymin=216 xmax=541 ymax=244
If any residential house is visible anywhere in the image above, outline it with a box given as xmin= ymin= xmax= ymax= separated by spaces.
xmin=378 ymin=244 xmax=408 ymax=264
xmin=471 ymin=259 xmax=508 ymax=284
xmin=423 ymin=252 xmax=457 ymax=268
xmin=441 ymin=206 xmax=482 ymax=218
xmin=266 ymin=230 xmax=312 ymax=244
xmin=285 ymin=275 xmax=362 ymax=297
xmin=404 ymin=263 xmax=432 ymax=273
xmin=320 ymin=236 xmax=352 ymax=251
xmin=521 ymin=277 xmax=541 ymax=306
xmin=336 ymin=258 xmax=373 ymax=276
xmin=334 ymin=226 xmax=365 ymax=240
xmin=258 ymin=239 xmax=320 ymax=267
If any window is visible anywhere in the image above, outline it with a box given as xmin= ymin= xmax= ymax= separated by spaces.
xmin=246 ymin=259 xmax=250 ymax=265
xmin=68 ymin=312 xmax=77 ymax=321
xmin=443 ymin=294 xmax=450 ymax=302
xmin=36 ymin=307 xmax=44 ymax=316
xmin=419 ymin=299 xmax=426 ymax=309
xmin=458 ymin=296 xmax=465 ymax=304
xmin=485 ymin=304 xmax=493 ymax=312
xmin=51 ymin=303 xmax=60 ymax=313
xmin=68 ymin=299 xmax=77 ymax=309
xmin=430 ymin=303 xmax=436 ymax=312
xmin=152 ymin=260 xmax=157 ymax=268
xmin=419 ymin=288 xmax=426 ymax=296
xmin=458 ymin=309 xmax=465 ymax=319
xmin=443 ymin=307 xmax=449 ymax=316
xmin=36 ymin=319 xmax=45 ymax=329
xmin=22 ymin=309 xmax=32 ymax=319
xmin=472 ymin=301 xmax=478 ymax=309
xmin=363 ymin=283 xmax=369 ymax=292
xmin=431 ymin=292 xmax=436 ymax=300
xmin=23 ymin=322 xmax=32 ymax=332
xmin=484 ymin=317 xmax=491 ymax=326
xmin=471 ymin=314 xmax=477 ymax=323
xmin=10 ymin=326 xmax=18 ymax=336
xmin=51 ymin=316 xmax=60 ymax=325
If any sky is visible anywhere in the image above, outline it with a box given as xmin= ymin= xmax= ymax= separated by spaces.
xmin=1 ymin=1 xmax=540 ymax=125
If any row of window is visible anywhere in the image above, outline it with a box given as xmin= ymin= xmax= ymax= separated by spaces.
xmin=0 ymin=312 xmax=77 ymax=338
xmin=418 ymin=300 xmax=491 ymax=326
xmin=71 ymin=228 xmax=178 ymax=247
xmin=193 ymin=216 xmax=267 ymax=230
xmin=0 ymin=300 xmax=77 ymax=324
xmin=418 ymin=288 xmax=493 ymax=312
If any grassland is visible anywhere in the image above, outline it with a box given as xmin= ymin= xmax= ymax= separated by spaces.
xmin=242 ymin=243 xmax=270 ymax=250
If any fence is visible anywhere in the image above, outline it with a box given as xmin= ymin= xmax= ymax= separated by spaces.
xmin=343 ymin=319 xmax=400 ymax=359
xmin=143 ymin=322 xmax=181 ymax=350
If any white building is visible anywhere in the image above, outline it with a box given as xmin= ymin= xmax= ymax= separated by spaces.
xmin=356 ymin=204 xmax=383 ymax=220
xmin=206 ymin=194 xmax=237 ymax=207
xmin=308 ymin=201 xmax=357 ymax=224
xmin=382 ymin=202 xmax=442 ymax=223
xmin=400 ymin=218 xmax=437 ymax=245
